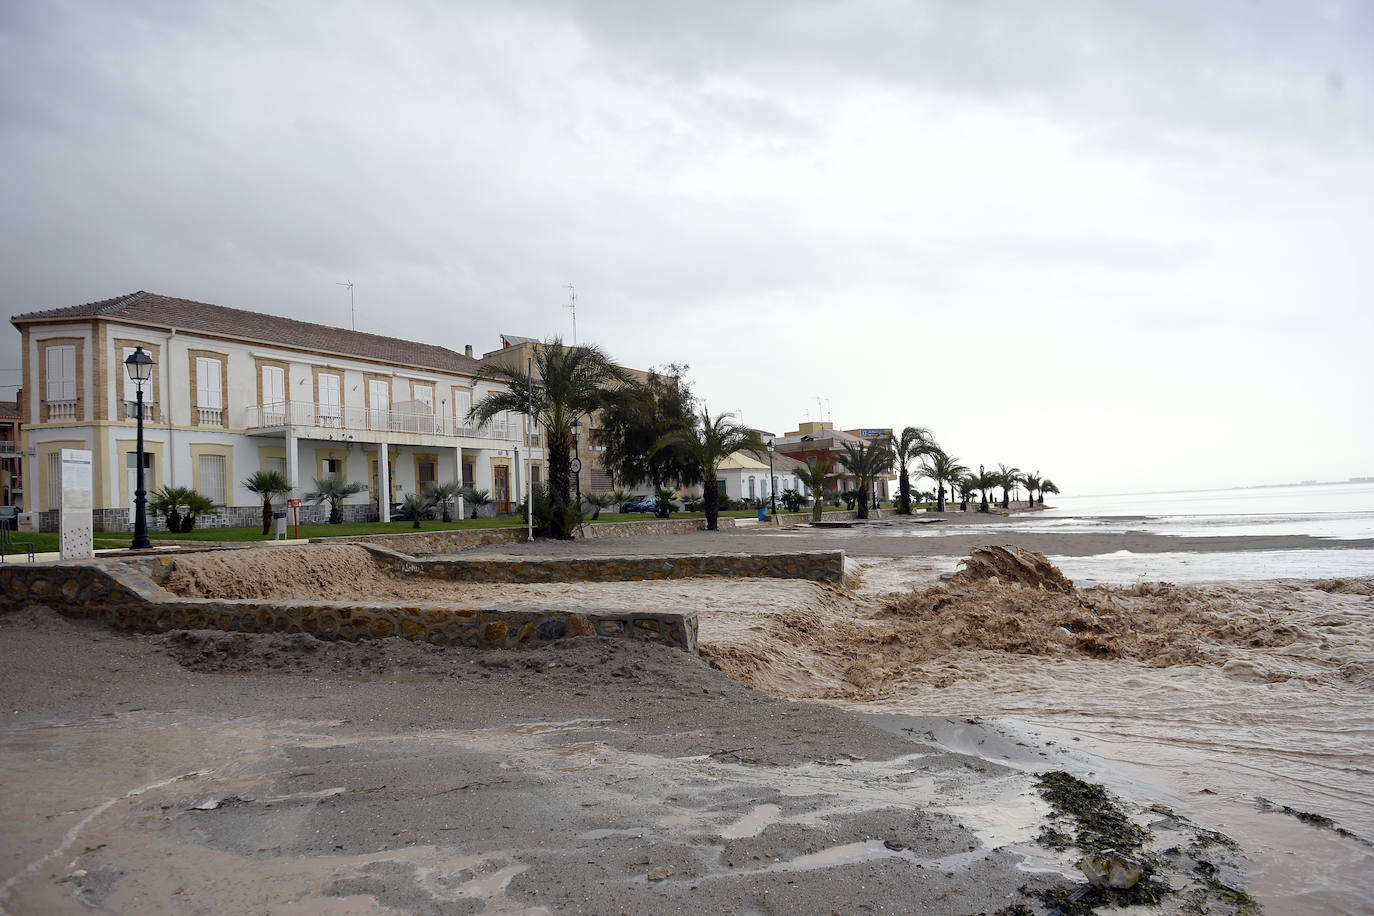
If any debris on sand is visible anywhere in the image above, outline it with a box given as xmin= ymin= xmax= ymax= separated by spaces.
xmin=952 ymin=545 xmax=1074 ymax=592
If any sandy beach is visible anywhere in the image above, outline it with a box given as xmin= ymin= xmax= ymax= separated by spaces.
xmin=2 ymin=513 xmax=1371 ymax=914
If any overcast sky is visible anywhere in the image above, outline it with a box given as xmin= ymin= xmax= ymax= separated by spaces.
xmin=2 ymin=1 xmax=1369 ymax=494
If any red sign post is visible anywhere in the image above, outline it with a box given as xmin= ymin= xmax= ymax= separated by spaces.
xmin=288 ymin=498 xmax=302 ymax=539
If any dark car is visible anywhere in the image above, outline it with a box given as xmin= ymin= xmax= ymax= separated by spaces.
xmin=620 ymin=494 xmax=657 ymax=513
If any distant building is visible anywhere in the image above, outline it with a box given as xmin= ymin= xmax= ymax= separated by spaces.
xmin=771 ymin=421 xmax=891 ymax=502
xmin=715 ymin=450 xmax=809 ymax=503
xmin=0 ymin=393 xmax=22 ymax=508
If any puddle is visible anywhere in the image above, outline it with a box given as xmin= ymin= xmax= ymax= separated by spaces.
xmin=719 ymin=803 xmax=781 ymax=839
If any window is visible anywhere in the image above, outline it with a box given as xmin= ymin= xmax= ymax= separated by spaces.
xmin=266 ymin=456 xmax=286 ymax=476
xmin=531 ymin=464 xmax=542 ymax=486
xmin=588 ymin=428 xmax=608 ymax=451
xmin=368 ymin=379 xmax=389 ymax=430
xmin=46 ymin=345 xmax=76 ymax=401
xmin=413 ymin=385 xmax=433 ymax=410
xmin=196 ymin=357 xmax=223 ymax=425
xmin=47 ymin=452 xmax=61 ymax=510
xmin=322 ymin=457 xmax=342 ymax=477
xmin=196 ymin=358 xmax=222 ymax=408
xmin=748 ymin=477 xmax=756 ymax=499
xmin=262 ymin=365 xmax=285 ymax=409
xmin=454 ymin=390 xmax=472 ymax=430
xmin=318 ymin=373 xmax=341 ymax=426
xmin=121 ymin=347 xmax=141 ymax=405
xmin=198 ymin=454 xmax=226 ymax=506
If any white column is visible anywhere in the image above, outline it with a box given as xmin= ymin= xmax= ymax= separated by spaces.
xmin=285 ymin=428 xmax=299 ymax=493
xmin=378 ymin=442 xmax=390 ymax=521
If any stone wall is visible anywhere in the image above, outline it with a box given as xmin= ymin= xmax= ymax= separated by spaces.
xmin=577 ymin=517 xmax=737 ymax=539
xmin=0 ymin=560 xmax=697 ymax=653
xmin=317 ymin=526 xmax=529 ymax=555
xmin=363 ymin=547 xmax=846 ymax=585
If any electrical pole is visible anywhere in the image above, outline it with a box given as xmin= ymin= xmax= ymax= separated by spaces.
xmin=564 ymin=283 xmax=577 ymax=346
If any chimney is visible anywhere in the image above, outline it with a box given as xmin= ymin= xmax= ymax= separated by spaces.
xmin=464 ymin=344 xmax=473 ymax=358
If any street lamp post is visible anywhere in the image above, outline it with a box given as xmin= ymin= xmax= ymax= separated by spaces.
xmin=767 ymin=440 xmax=776 ymax=515
xmin=124 ymin=346 xmax=154 ymax=549
xmin=979 ymin=463 xmax=989 ymax=513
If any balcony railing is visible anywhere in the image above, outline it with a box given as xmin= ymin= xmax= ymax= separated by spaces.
xmin=196 ymin=407 xmax=224 ymax=426
xmin=47 ymin=400 xmax=78 ymax=421
xmin=122 ymin=400 xmax=161 ymax=423
xmin=244 ymin=400 xmax=537 ymax=445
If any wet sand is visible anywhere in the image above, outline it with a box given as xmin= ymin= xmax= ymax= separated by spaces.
xmin=6 ymin=517 xmax=1369 ymax=913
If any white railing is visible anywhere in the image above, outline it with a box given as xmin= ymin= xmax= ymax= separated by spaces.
xmin=47 ymin=400 xmax=78 ymax=421
xmin=243 ymin=400 xmax=529 ymax=443
xmin=122 ymin=400 xmax=160 ymax=423
xmin=196 ymin=407 xmax=224 ymax=426
xmin=525 ymin=432 xmax=544 ymax=448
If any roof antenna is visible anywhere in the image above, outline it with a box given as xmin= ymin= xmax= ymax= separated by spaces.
xmin=564 ymin=283 xmax=577 ymax=346
xmin=337 ymin=281 xmax=355 ymax=330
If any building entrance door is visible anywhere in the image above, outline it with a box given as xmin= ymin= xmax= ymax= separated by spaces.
xmin=493 ymin=466 xmax=510 ymax=514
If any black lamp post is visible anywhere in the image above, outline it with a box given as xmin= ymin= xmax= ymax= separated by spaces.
xmin=979 ymin=463 xmax=989 ymax=514
xmin=766 ymin=440 xmax=776 ymax=515
xmin=124 ymin=346 xmax=154 ymax=549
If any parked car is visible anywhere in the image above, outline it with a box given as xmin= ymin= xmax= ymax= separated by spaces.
xmin=619 ymin=494 xmax=657 ymax=513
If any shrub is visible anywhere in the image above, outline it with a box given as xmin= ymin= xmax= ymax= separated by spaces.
xmin=780 ymin=489 xmax=804 ymax=513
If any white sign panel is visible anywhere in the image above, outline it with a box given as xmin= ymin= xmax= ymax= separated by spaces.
xmin=59 ymin=448 xmax=94 ymax=560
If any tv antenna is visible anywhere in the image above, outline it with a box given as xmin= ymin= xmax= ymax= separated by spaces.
xmin=337 ymin=281 xmax=355 ymax=330
xmin=564 ymin=283 xmax=578 ymax=346
xmin=814 ymin=396 xmax=831 ymax=423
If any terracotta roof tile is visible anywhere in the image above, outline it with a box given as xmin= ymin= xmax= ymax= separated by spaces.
xmin=11 ymin=291 xmax=483 ymax=377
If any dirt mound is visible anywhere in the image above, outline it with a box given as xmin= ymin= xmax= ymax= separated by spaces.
xmin=161 ymin=545 xmax=439 ymax=601
xmin=951 ymin=545 xmax=1074 ymax=592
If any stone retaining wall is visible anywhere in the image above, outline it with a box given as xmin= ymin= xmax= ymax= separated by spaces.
xmin=577 ymin=517 xmax=737 ymax=539
xmin=363 ymin=548 xmax=846 ymax=585
xmin=0 ymin=560 xmax=697 ymax=653
xmin=314 ymin=526 xmax=529 ymax=555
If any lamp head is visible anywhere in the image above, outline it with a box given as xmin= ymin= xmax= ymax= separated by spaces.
xmin=124 ymin=346 xmax=154 ymax=382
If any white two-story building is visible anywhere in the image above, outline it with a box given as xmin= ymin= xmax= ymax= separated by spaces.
xmin=11 ymin=291 xmax=545 ymax=531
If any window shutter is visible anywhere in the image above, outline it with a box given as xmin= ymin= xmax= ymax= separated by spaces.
xmin=122 ymin=347 xmax=139 ymax=403
xmin=46 ymin=345 xmax=76 ymax=401
xmin=197 ymin=358 xmax=222 ymax=409
xmin=262 ymin=366 xmax=285 ymax=408
xmin=454 ymin=391 xmax=471 ymax=427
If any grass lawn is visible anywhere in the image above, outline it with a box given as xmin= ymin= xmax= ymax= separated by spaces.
xmin=96 ymin=516 xmax=526 ymax=544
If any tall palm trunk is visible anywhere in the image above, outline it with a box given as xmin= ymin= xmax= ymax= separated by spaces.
xmin=856 ymin=488 xmax=870 ymax=519
xmin=261 ymin=498 xmax=273 ymax=535
xmin=547 ymin=431 xmax=574 ymax=507
xmin=703 ymin=475 xmax=720 ymax=531
xmin=935 ymin=479 xmax=946 ymax=512
xmin=897 ymin=468 xmax=912 ymax=514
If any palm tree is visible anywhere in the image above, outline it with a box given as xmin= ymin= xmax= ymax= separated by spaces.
xmin=428 ymin=480 xmax=462 ymax=523
xmin=584 ymin=491 xmax=617 ymax=520
xmin=1022 ymin=472 xmax=1042 ymax=509
xmin=306 ymin=475 xmax=366 ymax=525
xmin=1039 ymin=479 xmax=1060 ymax=506
xmin=891 ymin=426 xmax=936 ymax=515
xmin=956 ymin=474 xmax=978 ymax=512
xmin=399 ymin=492 xmax=435 ymax=529
xmin=654 ymin=408 xmax=763 ymax=531
xmin=243 ymin=469 xmax=291 ymax=535
xmin=917 ymin=448 xmax=968 ymax=513
xmin=795 ymin=457 xmax=837 ymax=523
xmin=462 ymin=487 xmax=492 ymax=519
xmin=470 ymin=337 xmax=631 ymax=517
xmin=996 ymin=463 xmax=1022 ymax=509
xmin=149 ymin=485 xmax=219 ymax=533
xmin=837 ymin=438 xmax=894 ymax=520
xmin=973 ymin=467 xmax=997 ymax=512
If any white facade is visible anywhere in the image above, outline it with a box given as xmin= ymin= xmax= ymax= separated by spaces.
xmin=714 ymin=453 xmax=807 ymax=503
xmin=17 ymin=302 xmax=545 ymax=530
